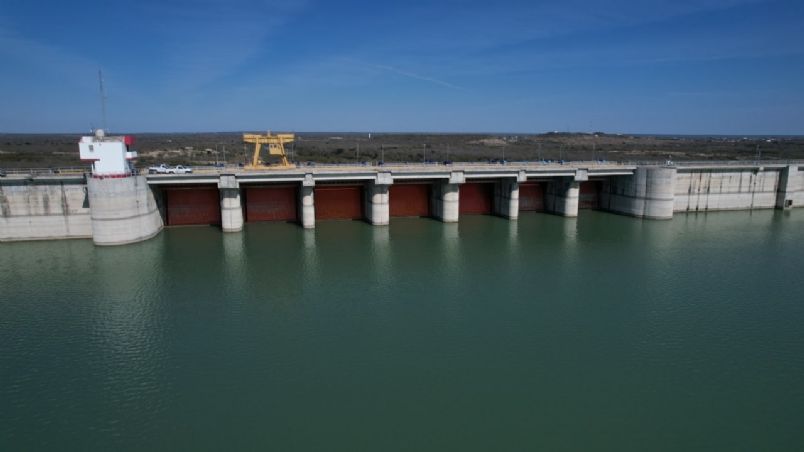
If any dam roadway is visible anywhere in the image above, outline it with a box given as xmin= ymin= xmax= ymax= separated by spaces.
xmin=1 ymin=161 xmax=802 ymax=245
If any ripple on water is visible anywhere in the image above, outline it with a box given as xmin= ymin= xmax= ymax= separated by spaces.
xmin=2 ymin=210 xmax=804 ymax=450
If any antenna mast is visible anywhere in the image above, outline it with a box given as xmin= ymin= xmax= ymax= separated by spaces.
xmin=98 ymin=69 xmax=107 ymax=132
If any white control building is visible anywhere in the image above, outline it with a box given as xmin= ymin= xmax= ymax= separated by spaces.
xmin=78 ymin=129 xmax=138 ymax=177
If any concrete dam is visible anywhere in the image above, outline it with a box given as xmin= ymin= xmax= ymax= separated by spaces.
xmin=1 ymin=161 xmax=802 ymax=245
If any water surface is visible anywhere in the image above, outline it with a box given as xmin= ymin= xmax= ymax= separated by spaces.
xmin=2 ymin=210 xmax=804 ymax=450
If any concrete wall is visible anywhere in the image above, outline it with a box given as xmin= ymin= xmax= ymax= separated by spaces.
xmin=776 ymin=165 xmax=803 ymax=209
xmin=0 ymin=178 xmax=92 ymax=241
xmin=674 ymin=168 xmax=781 ymax=212
xmin=791 ymin=166 xmax=804 ymax=207
xmin=87 ymin=176 xmax=163 ymax=245
xmin=600 ymin=167 xmax=676 ymax=219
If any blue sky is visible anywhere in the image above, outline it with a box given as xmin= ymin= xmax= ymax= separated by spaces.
xmin=1 ymin=0 xmax=802 ymax=134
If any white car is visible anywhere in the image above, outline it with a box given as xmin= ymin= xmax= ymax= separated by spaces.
xmin=148 ymin=163 xmax=170 ymax=174
xmin=167 ymin=165 xmax=193 ymax=174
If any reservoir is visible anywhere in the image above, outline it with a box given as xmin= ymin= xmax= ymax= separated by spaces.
xmin=2 ymin=210 xmax=804 ymax=450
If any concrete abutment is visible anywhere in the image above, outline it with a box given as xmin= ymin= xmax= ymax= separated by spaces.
xmin=600 ymin=166 xmax=677 ymax=219
xmin=87 ymin=176 xmax=163 ymax=245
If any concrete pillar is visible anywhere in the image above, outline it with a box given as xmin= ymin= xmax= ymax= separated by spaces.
xmin=365 ymin=172 xmax=392 ymax=226
xmin=218 ymin=175 xmax=243 ymax=232
xmin=494 ymin=179 xmax=519 ymax=220
xmin=365 ymin=183 xmax=390 ymax=225
xmin=776 ymin=165 xmax=797 ymax=209
xmin=430 ymin=182 xmax=460 ymax=222
xmin=299 ymin=174 xmax=315 ymax=229
xmin=643 ymin=167 xmax=676 ymax=219
xmin=545 ymin=178 xmax=579 ymax=217
xmin=87 ymin=175 xmax=163 ymax=245
xmin=599 ymin=166 xmax=676 ymax=219
xmin=431 ymin=172 xmax=464 ymax=223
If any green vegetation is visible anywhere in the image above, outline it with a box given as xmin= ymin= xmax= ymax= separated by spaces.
xmin=1 ymin=132 xmax=802 ymax=169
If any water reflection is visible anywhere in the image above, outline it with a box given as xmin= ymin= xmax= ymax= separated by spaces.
xmin=301 ymin=228 xmax=320 ymax=286
xmin=560 ymin=216 xmax=579 ymax=260
xmin=441 ymin=223 xmax=461 ymax=282
xmin=222 ymin=232 xmax=247 ymax=303
xmin=506 ymin=219 xmax=519 ymax=251
xmin=370 ymin=226 xmax=392 ymax=287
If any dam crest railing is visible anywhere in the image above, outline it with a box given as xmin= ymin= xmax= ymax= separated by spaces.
xmin=2 ymin=159 xmax=803 ymax=178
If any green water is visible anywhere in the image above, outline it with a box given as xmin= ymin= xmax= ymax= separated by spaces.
xmin=2 ymin=211 xmax=804 ymax=451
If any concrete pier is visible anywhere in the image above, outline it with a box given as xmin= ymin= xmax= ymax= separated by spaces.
xmin=600 ymin=166 xmax=677 ymax=219
xmin=494 ymin=179 xmax=519 ymax=220
xmin=299 ymin=178 xmax=316 ymax=229
xmin=431 ymin=182 xmax=461 ymax=222
xmin=218 ymin=175 xmax=243 ymax=232
xmin=545 ymin=178 xmax=580 ymax=217
xmin=430 ymin=171 xmax=464 ymax=222
xmin=87 ymin=175 xmax=163 ymax=245
xmin=364 ymin=172 xmax=392 ymax=226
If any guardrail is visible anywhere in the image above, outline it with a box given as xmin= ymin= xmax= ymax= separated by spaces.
xmin=0 ymin=167 xmax=90 ymax=177
xmin=622 ymin=159 xmax=804 ymax=166
xmin=4 ymin=159 xmax=802 ymax=178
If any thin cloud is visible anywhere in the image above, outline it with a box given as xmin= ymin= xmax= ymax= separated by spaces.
xmin=361 ymin=62 xmax=465 ymax=90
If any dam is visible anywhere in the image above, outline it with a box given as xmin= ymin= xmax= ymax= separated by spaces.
xmin=1 ymin=160 xmax=802 ymax=244
xmin=1 ymin=132 xmax=802 ymax=244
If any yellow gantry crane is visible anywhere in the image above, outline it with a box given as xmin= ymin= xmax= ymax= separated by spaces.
xmin=242 ymin=131 xmax=295 ymax=168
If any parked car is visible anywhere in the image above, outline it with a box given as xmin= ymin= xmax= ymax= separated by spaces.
xmin=167 ymin=165 xmax=193 ymax=174
xmin=148 ymin=163 xmax=170 ymax=174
